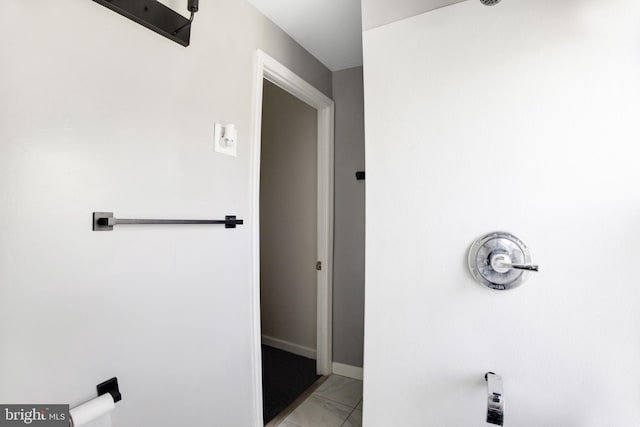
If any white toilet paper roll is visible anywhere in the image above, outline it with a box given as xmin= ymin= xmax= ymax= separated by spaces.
xmin=70 ymin=393 xmax=115 ymax=427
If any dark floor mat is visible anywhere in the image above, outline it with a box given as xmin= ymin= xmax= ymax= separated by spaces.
xmin=262 ymin=344 xmax=320 ymax=424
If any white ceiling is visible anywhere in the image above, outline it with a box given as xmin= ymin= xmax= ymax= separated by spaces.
xmin=362 ymin=0 xmax=464 ymax=30
xmin=248 ymin=0 xmax=363 ymax=71
xmin=247 ymin=0 xmax=467 ymax=72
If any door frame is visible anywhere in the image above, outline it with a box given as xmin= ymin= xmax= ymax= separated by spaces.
xmin=248 ymin=49 xmax=335 ymax=426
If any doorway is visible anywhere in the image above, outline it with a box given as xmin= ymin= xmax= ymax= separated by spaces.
xmin=259 ymin=79 xmax=319 ymax=424
xmin=249 ymin=51 xmax=335 ymax=427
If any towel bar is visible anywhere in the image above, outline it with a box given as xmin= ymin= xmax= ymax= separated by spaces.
xmin=93 ymin=212 xmax=244 ymax=231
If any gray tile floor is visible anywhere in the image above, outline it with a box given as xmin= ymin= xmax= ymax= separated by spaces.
xmin=278 ymin=375 xmax=363 ymax=427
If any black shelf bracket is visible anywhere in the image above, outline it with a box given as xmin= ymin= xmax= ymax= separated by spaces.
xmin=91 ymin=0 xmax=198 ymax=47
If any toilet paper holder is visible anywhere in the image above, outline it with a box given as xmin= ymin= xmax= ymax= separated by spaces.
xmin=70 ymin=377 xmax=121 ymax=427
xmin=97 ymin=377 xmax=121 ymax=403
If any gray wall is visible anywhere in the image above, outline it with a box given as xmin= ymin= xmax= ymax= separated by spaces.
xmin=260 ymin=81 xmax=318 ymax=353
xmin=0 ymin=1 xmax=330 ymax=426
xmin=331 ymin=67 xmax=366 ymax=368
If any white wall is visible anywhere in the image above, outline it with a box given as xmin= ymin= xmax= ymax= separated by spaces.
xmin=362 ymin=0 xmax=640 ymax=426
xmin=260 ymin=80 xmax=318 ymax=353
xmin=332 ymin=67 xmax=366 ymax=368
xmin=248 ymin=0 xmax=363 ymax=71
xmin=0 ymin=1 xmax=331 ymax=426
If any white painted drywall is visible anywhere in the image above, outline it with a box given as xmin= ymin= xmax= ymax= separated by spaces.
xmin=248 ymin=0 xmax=363 ymax=71
xmin=260 ymin=80 xmax=318 ymax=353
xmin=362 ymin=0 xmax=640 ymax=425
xmin=332 ymin=67 xmax=366 ymax=368
xmin=0 ymin=1 xmax=331 ymax=426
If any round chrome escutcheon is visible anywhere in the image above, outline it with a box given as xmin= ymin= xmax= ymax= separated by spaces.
xmin=468 ymin=231 xmax=534 ymax=291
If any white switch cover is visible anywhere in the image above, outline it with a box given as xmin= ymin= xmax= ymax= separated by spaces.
xmin=214 ymin=123 xmax=237 ymax=157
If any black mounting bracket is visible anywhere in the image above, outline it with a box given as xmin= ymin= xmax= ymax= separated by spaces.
xmin=97 ymin=377 xmax=122 ymax=403
xmin=92 ymin=0 xmax=194 ymax=47
xmin=355 ymin=171 xmax=366 ymax=181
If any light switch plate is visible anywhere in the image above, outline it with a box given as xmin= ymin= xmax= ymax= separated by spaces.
xmin=214 ymin=123 xmax=237 ymax=157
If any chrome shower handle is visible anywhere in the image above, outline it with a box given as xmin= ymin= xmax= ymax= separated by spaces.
xmin=490 ymin=253 xmax=539 ymax=273
xmin=502 ymin=263 xmax=539 ymax=272
xmin=469 ymin=231 xmax=538 ymax=290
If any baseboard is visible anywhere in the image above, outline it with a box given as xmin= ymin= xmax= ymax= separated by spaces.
xmin=262 ymin=335 xmax=317 ymax=360
xmin=332 ymin=362 xmax=363 ymax=380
